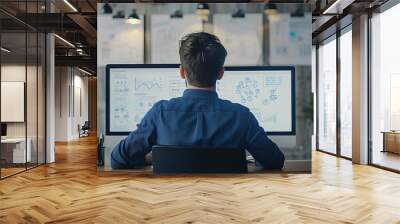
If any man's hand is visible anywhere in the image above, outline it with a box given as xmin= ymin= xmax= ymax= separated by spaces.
xmin=145 ymin=153 xmax=152 ymax=165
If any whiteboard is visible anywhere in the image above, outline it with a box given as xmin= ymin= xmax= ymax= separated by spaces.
xmin=151 ymin=14 xmax=202 ymax=63
xmin=269 ymin=13 xmax=312 ymax=65
xmin=106 ymin=65 xmax=295 ymax=135
xmin=1 ymin=82 xmax=25 ymax=122
xmin=213 ymin=14 xmax=263 ymax=66
xmin=97 ymin=14 xmax=144 ymax=66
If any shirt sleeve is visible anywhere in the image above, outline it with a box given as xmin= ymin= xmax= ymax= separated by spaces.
xmin=110 ymin=106 xmax=157 ymax=169
xmin=245 ymin=112 xmax=285 ymax=170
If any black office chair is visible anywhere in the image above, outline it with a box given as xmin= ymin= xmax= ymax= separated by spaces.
xmin=152 ymin=145 xmax=248 ymax=174
xmin=78 ymin=121 xmax=90 ymax=138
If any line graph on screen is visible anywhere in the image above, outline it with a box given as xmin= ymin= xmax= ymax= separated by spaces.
xmin=134 ymin=77 xmax=162 ymax=91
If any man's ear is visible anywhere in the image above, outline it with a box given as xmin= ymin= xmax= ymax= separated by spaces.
xmin=217 ymin=68 xmax=224 ymax=80
xmin=179 ymin=65 xmax=186 ymax=80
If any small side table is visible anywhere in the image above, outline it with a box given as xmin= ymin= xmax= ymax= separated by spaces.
xmin=381 ymin=131 xmax=400 ymax=154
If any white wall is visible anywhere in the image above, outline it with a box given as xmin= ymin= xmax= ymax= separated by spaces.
xmin=1 ymin=65 xmax=33 ymax=138
xmin=55 ymin=67 xmax=89 ymax=141
xmin=1 ymin=63 xmax=47 ymax=164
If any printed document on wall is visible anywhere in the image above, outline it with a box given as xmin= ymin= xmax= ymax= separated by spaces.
xmin=151 ymin=14 xmax=202 ymax=63
xmin=213 ymin=14 xmax=263 ymax=66
xmin=97 ymin=14 xmax=144 ymax=66
xmin=269 ymin=13 xmax=312 ymax=65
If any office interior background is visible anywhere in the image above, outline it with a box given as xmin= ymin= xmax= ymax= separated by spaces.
xmin=96 ymin=3 xmax=313 ymax=171
xmin=0 ymin=0 xmax=399 ymax=223
xmin=1 ymin=0 xmax=399 ymax=176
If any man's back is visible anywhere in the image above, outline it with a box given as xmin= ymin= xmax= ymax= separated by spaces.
xmin=111 ymin=89 xmax=285 ymax=170
xmin=155 ymin=89 xmax=251 ymax=148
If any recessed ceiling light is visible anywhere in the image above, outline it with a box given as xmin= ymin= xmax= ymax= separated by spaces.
xmin=63 ymin=0 xmax=78 ymax=12
xmin=54 ymin=34 xmax=75 ymax=48
xmin=78 ymin=67 xmax=93 ymax=76
xmin=1 ymin=47 xmax=11 ymax=53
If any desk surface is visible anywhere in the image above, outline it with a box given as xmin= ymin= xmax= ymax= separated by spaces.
xmin=1 ymin=138 xmax=26 ymax=143
xmin=100 ymin=160 xmax=311 ymax=174
xmin=381 ymin=131 xmax=400 ymax=134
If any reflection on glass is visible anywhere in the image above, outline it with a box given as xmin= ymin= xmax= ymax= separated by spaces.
xmin=340 ymin=29 xmax=352 ymax=158
xmin=318 ymin=37 xmax=337 ymax=154
xmin=27 ymin=31 xmax=38 ymax=169
xmin=371 ymin=4 xmax=400 ymax=171
xmin=38 ymin=33 xmax=46 ymax=165
xmin=1 ymin=31 xmax=27 ymax=177
xmin=0 ymin=0 xmax=47 ymax=179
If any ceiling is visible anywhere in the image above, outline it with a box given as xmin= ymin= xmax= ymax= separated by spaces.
xmin=1 ymin=0 xmax=391 ymax=74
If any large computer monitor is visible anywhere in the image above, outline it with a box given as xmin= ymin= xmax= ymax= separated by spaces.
xmin=106 ymin=64 xmax=295 ymax=135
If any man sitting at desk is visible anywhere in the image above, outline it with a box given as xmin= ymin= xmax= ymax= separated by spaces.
xmin=111 ymin=32 xmax=285 ymax=170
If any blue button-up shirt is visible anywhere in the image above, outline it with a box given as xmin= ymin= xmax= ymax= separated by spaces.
xmin=111 ymin=89 xmax=285 ymax=170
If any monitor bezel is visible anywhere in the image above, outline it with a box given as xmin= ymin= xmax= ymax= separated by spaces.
xmin=106 ymin=64 xmax=296 ymax=136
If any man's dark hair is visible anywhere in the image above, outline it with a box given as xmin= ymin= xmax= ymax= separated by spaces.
xmin=179 ymin=32 xmax=227 ymax=87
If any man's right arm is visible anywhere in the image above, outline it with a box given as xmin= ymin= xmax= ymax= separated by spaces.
xmin=245 ymin=112 xmax=285 ymax=170
xmin=110 ymin=104 xmax=158 ymax=169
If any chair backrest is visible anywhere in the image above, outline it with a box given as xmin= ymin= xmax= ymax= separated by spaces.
xmin=82 ymin=121 xmax=90 ymax=129
xmin=152 ymin=145 xmax=248 ymax=174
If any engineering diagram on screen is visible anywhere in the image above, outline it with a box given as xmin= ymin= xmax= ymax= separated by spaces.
xmin=263 ymin=88 xmax=280 ymax=105
xmin=113 ymin=106 xmax=130 ymax=124
xmin=107 ymin=66 xmax=295 ymax=135
xmin=134 ymin=77 xmax=162 ymax=91
xmin=113 ymin=78 xmax=130 ymax=96
xmin=235 ymin=77 xmax=260 ymax=104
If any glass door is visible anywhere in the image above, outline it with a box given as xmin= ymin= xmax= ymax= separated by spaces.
xmin=370 ymin=3 xmax=400 ymax=171
xmin=339 ymin=26 xmax=352 ymax=159
xmin=317 ymin=35 xmax=337 ymax=155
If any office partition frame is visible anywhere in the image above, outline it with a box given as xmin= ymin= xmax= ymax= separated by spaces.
xmin=315 ymin=0 xmax=400 ymax=173
xmin=315 ymin=24 xmax=353 ymax=161
xmin=367 ymin=0 xmax=400 ymax=173
xmin=0 ymin=1 xmax=48 ymax=180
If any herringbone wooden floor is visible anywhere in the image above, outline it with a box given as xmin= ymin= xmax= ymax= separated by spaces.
xmin=1 ymin=136 xmax=400 ymax=224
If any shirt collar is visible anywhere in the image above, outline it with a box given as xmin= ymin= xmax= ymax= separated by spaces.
xmin=182 ymin=89 xmax=218 ymax=99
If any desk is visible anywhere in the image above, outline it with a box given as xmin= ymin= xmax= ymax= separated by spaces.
xmin=382 ymin=131 xmax=400 ymax=154
xmin=1 ymin=138 xmax=31 ymax=164
xmin=100 ymin=160 xmax=312 ymax=174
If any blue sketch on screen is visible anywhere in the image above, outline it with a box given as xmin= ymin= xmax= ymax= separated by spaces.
xmin=235 ymin=77 xmax=260 ymax=104
xmin=269 ymin=89 xmax=278 ymax=101
xmin=263 ymin=88 xmax=279 ymax=105
xmin=113 ymin=79 xmax=129 ymax=96
xmin=134 ymin=77 xmax=162 ymax=91
xmin=113 ymin=107 xmax=129 ymax=120
xmin=265 ymin=76 xmax=283 ymax=86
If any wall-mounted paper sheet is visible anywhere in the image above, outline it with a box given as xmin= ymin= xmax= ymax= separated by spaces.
xmin=269 ymin=13 xmax=312 ymax=65
xmin=151 ymin=14 xmax=202 ymax=63
xmin=1 ymin=82 xmax=25 ymax=122
xmin=97 ymin=14 xmax=144 ymax=66
xmin=213 ymin=14 xmax=263 ymax=66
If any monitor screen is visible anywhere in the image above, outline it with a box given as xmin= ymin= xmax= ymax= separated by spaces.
xmin=106 ymin=65 xmax=295 ymax=135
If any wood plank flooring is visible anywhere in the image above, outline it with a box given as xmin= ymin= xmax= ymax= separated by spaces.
xmin=0 ymin=135 xmax=400 ymax=223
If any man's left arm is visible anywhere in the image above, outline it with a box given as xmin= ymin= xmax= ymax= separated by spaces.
xmin=110 ymin=107 xmax=157 ymax=169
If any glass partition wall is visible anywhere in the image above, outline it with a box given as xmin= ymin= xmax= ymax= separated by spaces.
xmin=0 ymin=1 xmax=46 ymax=179
xmin=370 ymin=3 xmax=400 ymax=171
xmin=317 ymin=35 xmax=337 ymax=155
xmin=316 ymin=26 xmax=352 ymax=159
xmin=339 ymin=27 xmax=352 ymax=159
